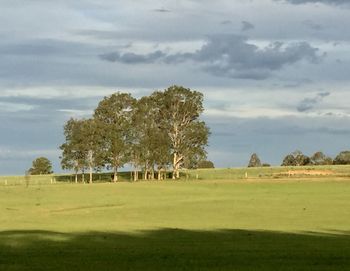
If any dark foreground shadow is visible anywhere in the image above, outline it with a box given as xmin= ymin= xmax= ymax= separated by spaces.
xmin=0 ymin=229 xmax=349 ymax=271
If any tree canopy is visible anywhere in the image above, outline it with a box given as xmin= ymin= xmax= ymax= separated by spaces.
xmin=333 ymin=151 xmax=350 ymax=165
xmin=60 ymin=86 xmax=210 ymax=181
xmin=310 ymin=151 xmax=333 ymax=165
xmin=197 ymin=160 xmax=215 ymax=169
xmin=281 ymin=150 xmax=311 ymax=167
xmin=29 ymin=157 xmax=53 ymax=175
xmin=248 ymin=153 xmax=262 ymax=167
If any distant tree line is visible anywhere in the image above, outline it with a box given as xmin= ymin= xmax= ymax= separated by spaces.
xmin=248 ymin=153 xmax=270 ymax=167
xmin=281 ymin=150 xmax=350 ymax=166
xmin=59 ymin=86 xmax=210 ymax=183
xmin=247 ymin=150 xmax=350 ymax=168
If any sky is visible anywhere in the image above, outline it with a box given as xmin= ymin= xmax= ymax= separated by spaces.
xmin=1 ymin=0 xmax=350 ymax=175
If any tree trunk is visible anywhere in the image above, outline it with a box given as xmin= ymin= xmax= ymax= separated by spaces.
xmin=172 ymin=153 xmax=177 ymax=179
xmin=176 ymin=167 xmax=180 ymax=179
xmin=158 ymin=169 xmax=161 ymax=180
xmin=82 ymin=170 xmax=85 ymax=184
xmin=150 ymin=167 xmax=154 ymax=180
xmin=113 ymin=166 xmax=118 ymax=182
xmin=89 ymin=166 xmax=93 ymax=184
xmin=144 ymin=169 xmax=148 ymax=180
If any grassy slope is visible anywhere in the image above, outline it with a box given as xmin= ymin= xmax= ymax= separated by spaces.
xmin=1 ymin=179 xmax=350 ymax=270
xmin=2 ymin=165 xmax=350 ymax=186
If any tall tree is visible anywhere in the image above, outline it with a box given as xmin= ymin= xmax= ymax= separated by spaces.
xmin=248 ymin=153 xmax=262 ymax=167
xmin=333 ymin=151 xmax=350 ymax=165
xmin=310 ymin=151 xmax=333 ymax=165
xmin=281 ymin=150 xmax=311 ymax=166
xmin=80 ymin=118 xmax=101 ymax=184
xmin=60 ymin=118 xmax=100 ymax=184
xmin=131 ymin=95 xmax=171 ymax=180
xmin=281 ymin=154 xmax=297 ymax=166
xmin=60 ymin=118 xmax=86 ymax=183
xmin=29 ymin=157 xmax=53 ymax=175
xmin=155 ymin=86 xmax=209 ymax=179
xmin=94 ymin=93 xmax=136 ymax=182
xmin=293 ymin=150 xmax=311 ymax=166
xmin=180 ymin=121 xmax=209 ymax=170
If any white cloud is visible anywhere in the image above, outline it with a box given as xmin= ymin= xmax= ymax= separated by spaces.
xmin=0 ymin=102 xmax=35 ymax=112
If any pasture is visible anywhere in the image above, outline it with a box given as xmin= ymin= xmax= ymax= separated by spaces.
xmin=1 ymin=170 xmax=350 ymax=270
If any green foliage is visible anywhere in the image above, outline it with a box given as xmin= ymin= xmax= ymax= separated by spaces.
xmin=60 ymin=86 xmax=210 ymax=181
xmin=28 ymin=157 xmax=53 ymax=175
xmin=94 ymin=93 xmax=136 ymax=181
xmin=131 ymin=95 xmax=171 ymax=180
xmin=155 ymin=85 xmax=209 ymax=178
xmin=282 ymin=150 xmax=311 ymax=166
xmin=281 ymin=154 xmax=296 ymax=166
xmin=60 ymin=118 xmax=101 ymax=183
xmin=1 ymin=181 xmax=350 ymax=270
xmin=333 ymin=151 xmax=350 ymax=165
xmin=197 ymin=160 xmax=215 ymax=169
xmin=310 ymin=151 xmax=333 ymax=165
xmin=60 ymin=118 xmax=86 ymax=174
xmin=248 ymin=153 xmax=262 ymax=167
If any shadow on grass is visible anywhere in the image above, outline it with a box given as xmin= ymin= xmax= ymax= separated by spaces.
xmin=0 ymin=229 xmax=349 ymax=270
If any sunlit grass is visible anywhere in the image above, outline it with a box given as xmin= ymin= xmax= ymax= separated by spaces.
xmin=1 ymin=175 xmax=350 ymax=270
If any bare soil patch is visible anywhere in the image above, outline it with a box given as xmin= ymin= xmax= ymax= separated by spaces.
xmin=277 ymin=169 xmax=335 ymax=176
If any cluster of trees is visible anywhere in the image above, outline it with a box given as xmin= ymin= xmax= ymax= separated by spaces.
xmin=28 ymin=157 xmax=53 ymax=175
xmin=59 ymin=86 xmax=210 ymax=183
xmin=281 ymin=150 xmax=350 ymax=166
xmin=248 ymin=153 xmax=270 ymax=167
xmin=248 ymin=150 xmax=350 ymax=168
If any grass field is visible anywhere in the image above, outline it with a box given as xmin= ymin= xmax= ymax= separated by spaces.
xmin=2 ymin=165 xmax=350 ymax=186
xmin=1 ymin=175 xmax=350 ymax=270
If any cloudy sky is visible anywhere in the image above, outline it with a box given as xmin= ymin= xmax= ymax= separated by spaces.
xmin=1 ymin=0 xmax=350 ymax=174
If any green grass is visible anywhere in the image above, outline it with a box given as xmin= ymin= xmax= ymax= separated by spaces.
xmin=185 ymin=165 xmax=350 ymax=180
xmin=2 ymin=164 xmax=350 ymax=186
xmin=1 ymin=177 xmax=350 ymax=270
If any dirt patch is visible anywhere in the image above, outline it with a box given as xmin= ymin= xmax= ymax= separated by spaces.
xmin=277 ymin=170 xmax=335 ymax=176
xmin=51 ymin=204 xmax=124 ymax=213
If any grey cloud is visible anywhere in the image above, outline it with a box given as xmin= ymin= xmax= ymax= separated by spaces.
xmin=241 ymin=21 xmax=255 ymax=31
xmin=221 ymin=20 xmax=232 ymax=25
xmin=0 ymin=38 xmax=173 ymax=89
xmin=297 ymin=91 xmax=330 ymax=112
xmin=302 ymin=20 xmax=323 ymax=31
xmin=153 ymin=8 xmax=171 ymax=13
xmin=0 ymin=96 xmax=95 ymax=112
xmin=100 ymin=35 xmax=322 ymax=80
xmin=206 ymin=114 xmax=350 ymax=167
xmin=99 ymin=50 xmax=166 ymax=64
xmin=276 ymin=0 xmax=350 ymax=6
xmin=0 ymin=39 xmax=88 ymax=57
xmin=318 ymin=91 xmax=330 ymax=98
xmin=282 ymin=78 xmax=313 ymax=88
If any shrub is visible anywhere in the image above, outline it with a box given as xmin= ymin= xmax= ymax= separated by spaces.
xmin=197 ymin=160 xmax=215 ymax=169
